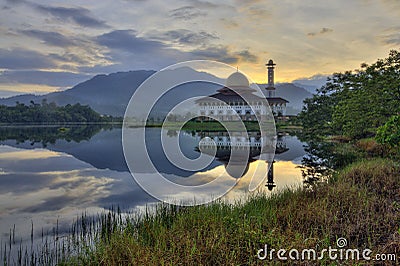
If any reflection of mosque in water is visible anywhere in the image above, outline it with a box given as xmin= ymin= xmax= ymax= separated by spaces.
xmin=194 ymin=131 xmax=289 ymax=191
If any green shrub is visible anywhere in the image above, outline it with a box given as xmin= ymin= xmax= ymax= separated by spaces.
xmin=376 ymin=115 xmax=400 ymax=147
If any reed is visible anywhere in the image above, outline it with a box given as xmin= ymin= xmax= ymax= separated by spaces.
xmin=1 ymin=159 xmax=398 ymax=265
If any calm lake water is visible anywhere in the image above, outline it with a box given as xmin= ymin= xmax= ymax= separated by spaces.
xmin=0 ymin=126 xmax=306 ymax=244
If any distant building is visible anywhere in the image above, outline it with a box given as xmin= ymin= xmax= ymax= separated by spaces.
xmin=195 ymin=60 xmax=289 ymax=121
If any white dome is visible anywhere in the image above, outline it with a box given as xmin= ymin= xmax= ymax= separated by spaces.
xmin=225 ymin=163 xmax=250 ymax=178
xmin=226 ymin=72 xmax=249 ymax=87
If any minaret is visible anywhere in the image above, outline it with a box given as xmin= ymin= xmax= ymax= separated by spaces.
xmin=265 ymin=160 xmax=276 ymax=191
xmin=266 ymin=59 xmax=276 ymax=98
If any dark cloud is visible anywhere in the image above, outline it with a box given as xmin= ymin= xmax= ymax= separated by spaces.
xmin=95 ymin=30 xmax=256 ymax=72
xmin=383 ymin=36 xmax=400 ymax=45
xmin=307 ymin=27 xmax=333 ymax=37
xmin=381 ymin=31 xmax=400 ymax=45
xmin=3 ymin=0 xmax=25 ymax=5
xmin=234 ymin=0 xmax=263 ymax=4
xmin=0 ymin=48 xmax=56 ymax=70
xmin=97 ymin=188 xmax=155 ymax=208
xmin=191 ymin=46 xmax=238 ymax=64
xmin=21 ymin=195 xmax=76 ymax=212
xmin=33 ymin=4 xmax=108 ymax=28
xmin=186 ymin=0 xmax=228 ymax=9
xmin=156 ymin=29 xmax=218 ymax=45
xmin=97 ymin=30 xmax=167 ymax=53
xmin=190 ymin=46 xmax=239 ymax=64
xmin=0 ymin=173 xmax=54 ymax=194
xmin=191 ymin=46 xmax=259 ymax=64
xmin=169 ymin=6 xmax=206 ymax=20
xmin=320 ymin=27 xmax=333 ymax=34
xmin=4 ymin=0 xmax=107 ymax=28
xmin=94 ymin=30 xmax=189 ymax=71
xmin=48 ymin=52 xmax=90 ymax=66
xmin=0 ymin=70 xmax=89 ymax=87
xmin=237 ymin=50 xmax=259 ymax=63
xmin=220 ymin=18 xmax=239 ymax=29
xmin=19 ymin=29 xmax=75 ymax=47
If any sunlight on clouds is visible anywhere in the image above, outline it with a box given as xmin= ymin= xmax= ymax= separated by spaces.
xmin=223 ymin=160 xmax=303 ymax=201
xmin=0 ymin=145 xmax=129 ymax=238
xmin=0 ymin=170 xmax=115 ymax=216
xmin=0 ymin=83 xmax=61 ymax=95
xmin=158 ymin=159 xmax=303 ymax=203
xmin=0 ymin=0 xmax=399 ymax=90
xmin=0 ymin=148 xmax=67 ymax=160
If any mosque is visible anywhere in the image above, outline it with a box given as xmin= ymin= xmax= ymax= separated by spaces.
xmin=194 ymin=131 xmax=289 ymax=191
xmin=195 ymin=60 xmax=289 ymax=121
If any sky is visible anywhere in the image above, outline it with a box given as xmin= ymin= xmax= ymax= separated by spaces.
xmin=0 ymin=0 xmax=399 ymax=97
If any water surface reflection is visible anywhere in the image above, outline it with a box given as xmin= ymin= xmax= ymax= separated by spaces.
xmin=0 ymin=126 xmax=305 ymax=239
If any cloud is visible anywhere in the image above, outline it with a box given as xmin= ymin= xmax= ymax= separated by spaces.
xmin=155 ymin=29 xmax=219 ymax=46
xmin=191 ymin=46 xmax=238 ymax=63
xmin=191 ymin=46 xmax=259 ymax=64
xmin=237 ymin=50 xmax=258 ymax=63
xmin=307 ymin=27 xmax=334 ymax=37
xmin=94 ymin=30 xmax=189 ymax=71
xmin=0 ymin=48 xmax=56 ymax=70
xmin=320 ymin=27 xmax=333 ymax=34
xmin=19 ymin=29 xmax=75 ymax=47
xmin=233 ymin=0 xmax=263 ymax=4
xmin=97 ymin=30 xmax=167 ymax=53
xmin=380 ymin=27 xmax=400 ymax=45
xmin=95 ymin=30 xmax=258 ymax=73
xmin=220 ymin=18 xmax=239 ymax=29
xmin=244 ymin=6 xmax=270 ymax=18
xmin=3 ymin=0 xmax=25 ymax=5
xmin=33 ymin=4 xmax=108 ymax=28
xmin=6 ymin=0 xmax=108 ymax=28
xmin=169 ymin=6 xmax=206 ymax=20
xmin=186 ymin=0 xmax=234 ymax=10
xmin=185 ymin=0 xmax=220 ymax=9
xmin=382 ymin=34 xmax=400 ymax=45
xmin=292 ymin=74 xmax=330 ymax=90
xmin=0 ymin=70 xmax=90 ymax=87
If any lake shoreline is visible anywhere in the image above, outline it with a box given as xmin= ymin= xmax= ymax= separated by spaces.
xmin=60 ymin=155 xmax=399 ymax=265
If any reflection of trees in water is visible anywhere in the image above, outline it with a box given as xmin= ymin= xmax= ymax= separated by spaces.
xmin=0 ymin=124 xmax=117 ymax=147
xmin=297 ymin=141 xmax=334 ymax=189
xmin=166 ymin=130 xmax=178 ymax=137
xmin=297 ymin=131 xmax=363 ymax=189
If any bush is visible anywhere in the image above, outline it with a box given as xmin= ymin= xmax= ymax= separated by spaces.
xmin=376 ymin=115 xmax=400 ymax=148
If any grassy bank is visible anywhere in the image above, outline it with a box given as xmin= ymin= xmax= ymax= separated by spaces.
xmin=60 ymin=157 xmax=399 ymax=265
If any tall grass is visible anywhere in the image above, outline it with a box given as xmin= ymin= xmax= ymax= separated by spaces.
xmin=2 ymin=158 xmax=399 ymax=265
xmin=61 ymin=159 xmax=398 ymax=265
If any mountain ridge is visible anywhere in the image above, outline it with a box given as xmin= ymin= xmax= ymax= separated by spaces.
xmin=0 ymin=69 xmax=312 ymax=116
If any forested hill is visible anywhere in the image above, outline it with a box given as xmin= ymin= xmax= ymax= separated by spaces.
xmin=0 ymin=101 xmax=115 ymax=123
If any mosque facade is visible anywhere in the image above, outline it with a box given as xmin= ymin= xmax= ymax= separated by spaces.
xmin=195 ymin=60 xmax=289 ymax=121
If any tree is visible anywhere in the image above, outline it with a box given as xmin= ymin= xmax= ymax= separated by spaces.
xmin=376 ymin=115 xmax=400 ymax=147
xmin=0 ymin=102 xmax=108 ymax=123
xmin=299 ymin=49 xmax=400 ymax=139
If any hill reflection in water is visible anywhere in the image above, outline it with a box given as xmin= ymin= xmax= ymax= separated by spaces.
xmin=0 ymin=126 xmax=305 ymax=239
